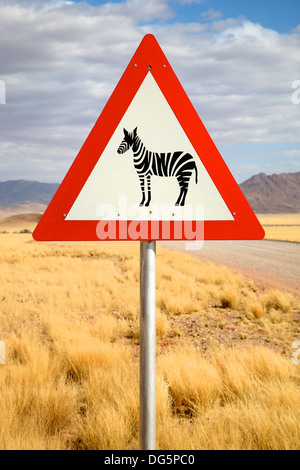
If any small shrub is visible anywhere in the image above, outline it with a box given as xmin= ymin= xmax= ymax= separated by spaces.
xmin=219 ymin=288 xmax=239 ymax=310
xmin=247 ymin=301 xmax=265 ymax=319
xmin=263 ymin=290 xmax=295 ymax=314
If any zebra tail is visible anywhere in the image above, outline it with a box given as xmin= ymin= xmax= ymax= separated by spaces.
xmin=194 ymin=162 xmax=198 ymax=184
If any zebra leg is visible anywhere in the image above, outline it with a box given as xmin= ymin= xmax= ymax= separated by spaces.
xmin=175 ymin=187 xmax=185 ymax=206
xmin=176 ymin=174 xmax=191 ymax=206
xmin=145 ymin=175 xmax=152 ymax=207
xmin=175 ymin=177 xmax=187 ymax=206
xmin=175 ymin=189 xmax=182 ymax=206
xmin=180 ymin=187 xmax=188 ymax=206
xmin=139 ymin=176 xmax=146 ymax=206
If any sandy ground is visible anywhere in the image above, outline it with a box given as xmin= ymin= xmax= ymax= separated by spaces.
xmin=0 ymin=213 xmax=42 ymax=227
xmin=0 ymin=204 xmax=45 ymax=218
xmin=161 ymin=239 xmax=300 ymax=297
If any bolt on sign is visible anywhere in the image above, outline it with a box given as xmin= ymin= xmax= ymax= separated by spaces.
xmin=33 ymin=34 xmax=264 ymax=242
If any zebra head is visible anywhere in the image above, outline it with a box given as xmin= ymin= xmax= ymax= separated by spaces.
xmin=117 ymin=127 xmax=137 ymax=154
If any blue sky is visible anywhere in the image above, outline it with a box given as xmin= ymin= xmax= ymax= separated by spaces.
xmin=70 ymin=0 xmax=300 ymax=33
xmin=172 ymin=0 xmax=300 ymax=33
xmin=0 ymin=0 xmax=299 ymax=184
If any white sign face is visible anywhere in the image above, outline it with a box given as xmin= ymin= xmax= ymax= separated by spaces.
xmin=66 ymin=73 xmax=233 ymax=222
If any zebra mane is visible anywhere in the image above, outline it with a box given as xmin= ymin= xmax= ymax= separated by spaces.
xmin=124 ymin=127 xmax=138 ymax=139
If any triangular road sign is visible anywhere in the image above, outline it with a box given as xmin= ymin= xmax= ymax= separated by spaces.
xmin=33 ymin=34 xmax=264 ymax=241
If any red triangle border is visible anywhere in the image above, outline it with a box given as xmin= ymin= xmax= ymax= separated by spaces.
xmin=33 ymin=34 xmax=264 ymax=241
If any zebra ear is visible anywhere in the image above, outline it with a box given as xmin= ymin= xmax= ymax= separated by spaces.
xmin=133 ymin=127 xmax=138 ymax=136
xmin=123 ymin=128 xmax=128 ymax=136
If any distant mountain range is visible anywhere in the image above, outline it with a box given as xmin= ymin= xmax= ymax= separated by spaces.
xmin=240 ymin=171 xmax=300 ymax=213
xmin=0 ymin=180 xmax=59 ymax=207
xmin=0 ymin=172 xmax=299 ymax=214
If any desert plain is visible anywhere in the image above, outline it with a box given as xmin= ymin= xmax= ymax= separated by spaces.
xmin=0 ymin=213 xmax=299 ymax=450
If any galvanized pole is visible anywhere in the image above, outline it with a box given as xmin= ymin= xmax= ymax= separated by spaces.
xmin=140 ymin=240 xmax=156 ymax=450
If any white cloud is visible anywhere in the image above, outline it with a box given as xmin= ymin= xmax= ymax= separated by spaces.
xmin=292 ymin=24 xmax=300 ymax=34
xmin=0 ymin=0 xmax=299 ymax=183
xmin=43 ymin=0 xmax=74 ymax=11
xmin=201 ymin=9 xmax=222 ymax=21
xmin=175 ymin=0 xmax=205 ymax=4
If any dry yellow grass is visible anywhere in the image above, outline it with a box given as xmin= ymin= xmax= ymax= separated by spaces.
xmin=157 ymin=346 xmax=300 ymax=450
xmin=257 ymin=213 xmax=300 ymax=242
xmin=0 ymin=230 xmax=299 ymax=450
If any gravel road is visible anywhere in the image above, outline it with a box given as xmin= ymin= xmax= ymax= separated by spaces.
xmin=161 ymin=240 xmax=300 ymax=296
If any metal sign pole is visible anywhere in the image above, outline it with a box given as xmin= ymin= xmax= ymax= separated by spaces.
xmin=140 ymin=240 xmax=156 ymax=450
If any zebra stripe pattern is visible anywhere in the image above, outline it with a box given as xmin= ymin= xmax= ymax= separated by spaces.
xmin=117 ymin=127 xmax=198 ymax=206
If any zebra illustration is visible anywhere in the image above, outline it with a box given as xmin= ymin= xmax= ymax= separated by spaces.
xmin=117 ymin=127 xmax=198 ymax=207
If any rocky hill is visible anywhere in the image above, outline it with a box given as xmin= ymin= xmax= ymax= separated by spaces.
xmin=240 ymin=172 xmax=300 ymax=213
xmin=0 ymin=180 xmax=59 ymax=207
